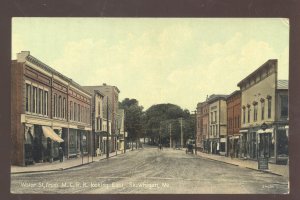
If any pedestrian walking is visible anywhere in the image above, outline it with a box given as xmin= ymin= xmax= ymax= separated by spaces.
xmin=59 ymin=147 xmax=64 ymax=162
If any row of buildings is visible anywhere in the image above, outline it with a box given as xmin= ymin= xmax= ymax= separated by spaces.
xmin=196 ymin=59 xmax=289 ymax=165
xmin=11 ymin=51 xmax=126 ymax=166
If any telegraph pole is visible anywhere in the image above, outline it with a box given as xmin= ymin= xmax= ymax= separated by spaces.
xmin=106 ymin=96 xmax=109 ymax=159
xmin=194 ymin=110 xmax=197 ymax=155
xmin=169 ymin=123 xmax=172 ymax=148
xmin=180 ymin=118 xmax=183 ymax=148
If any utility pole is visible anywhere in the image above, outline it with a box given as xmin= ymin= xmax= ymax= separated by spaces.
xmin=159 ymin=123 xmax=161 ymax=147
xmin=106 ymin=96 xmax=109 ymax=159
xmin=169 ymin=123 xmax=172 ymax=148
xmin=180 ymin=118 xmax=183 ymax=148
xmin=194 ymin=110 xmax=197 ymax=155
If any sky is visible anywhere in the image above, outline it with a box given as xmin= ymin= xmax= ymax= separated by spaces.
xmin=12 ymin=18 xmax=289 ymax=112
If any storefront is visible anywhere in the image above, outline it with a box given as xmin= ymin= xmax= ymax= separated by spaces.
xmin=228 ymin=135 xmax=239 ymax=158
xmin=219 ymin=137 xmax=226 ymax=155
xmin=208 ymin=138 xmax=219 ymax=154
xmin=202 ymin=139 xmax=208 ymax=153
xmin=248 ymin=131 xmax=257 ymax=159
xmin=24 ymin=124 xmax=64 ymax=165
xmin=257 ymin=125 xmax=288 ymax=164
xmin=239 ymin=130 xmax=248 ymax=158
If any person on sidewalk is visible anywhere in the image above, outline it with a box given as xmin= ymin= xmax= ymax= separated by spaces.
xmin=59 ymin=147 xmax=64 ymax=162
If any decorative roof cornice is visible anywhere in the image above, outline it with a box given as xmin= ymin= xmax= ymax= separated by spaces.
xmin=25 ymin=54 xmax=92 ymax=97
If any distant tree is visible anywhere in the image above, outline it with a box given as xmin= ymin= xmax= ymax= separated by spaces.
xmin=144 ymin=103 xmax=194 ymax=146
xmin=119 ymin=98 xmax=144 ymax=144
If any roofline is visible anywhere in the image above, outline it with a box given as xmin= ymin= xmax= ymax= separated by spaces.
xmin=226 ymin=90 xmax=241 ymax=100
xmin=237 ymin=59 xmax=277 ymax=87
xmin=84 ymin=85 xmax=120 ymax=93
xmin=24 ymin=53 xmax=92 ymax=97
xmin=207 ymin=96 xmax=227 ymax=104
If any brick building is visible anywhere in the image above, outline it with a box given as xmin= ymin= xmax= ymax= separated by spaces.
xmin=11 ymin=51 xmax=92 ymax=166
xmin=83 ymin=84 xmax=120 ymax=152
xmin=196 ymin=101 xmax=209 ymax=152
xmin=226 ymin=90 xmax=241 ymax=158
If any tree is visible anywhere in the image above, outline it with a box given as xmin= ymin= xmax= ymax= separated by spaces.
xmin=144 ymin=103 xmax=194 ymax=146
xmin=119 ymin=98 xmax=144 ymax=146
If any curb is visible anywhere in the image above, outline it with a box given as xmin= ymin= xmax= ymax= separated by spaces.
xmin=200 ymin=156 xmax=239 ymax=167
xmin=197 ymin=154 xmax=283 ymax=177
xmin=11 ymin=150 xmax=133 ymax=175
xmin=11 ymin=169 xmax=63 ymax=175
xmin=245 ymin=167 xmax=282 ymax=176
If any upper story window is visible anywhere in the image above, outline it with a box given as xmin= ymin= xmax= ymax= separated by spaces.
xmin=247 ymin=105 xmax=251 ymax=123
xmin=44 ymin=91 xmax=48 ymax=116
xmin=39 ymin=88 xmax=43 ymax=115
xmin=63 ymin=97 xmax=66 ymax=119
xmin=25 ymin=84 xmax=31 ymax=112
xmin=214 ymin=111 xmax=217 ymax=122
xmin=253 ymin=102 xmax=258 ymax=122
xmin=58 ymin=96 xmax=62 ymax=118
xmin=32 ymin=86 xmax=37 ymax=113
xmin=280 ymin=95 xmax=288 ymax=118
xmin=70 ymin=101 xmax=73 ymax=120
xmin=260 ymin=98 xmax=265 ymax=120
xmin=242 ymin=106 xmax=246 ymax=124
xmin=74 ymin=102 xmax=77 ymax=121
xmin=36 ymin=88 xmax=40 ymax=114
xmin=98 ymin=101 xmax=101 ymax=116
xmin=78 ymin=104 xmax=80 ymax=122
xmin=267 ymin=95 xmax=272 ymax=119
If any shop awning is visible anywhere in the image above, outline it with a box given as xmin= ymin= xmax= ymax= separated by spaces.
xmin=257 ymin=128 xmax=274 ymax=134
xmin=42 ymin=126 xmax=64 ymax=143
xmin=239 ymin=130 xmax=248 ymax=133
xmin=95 ymin=131 xmax=111 ymax=136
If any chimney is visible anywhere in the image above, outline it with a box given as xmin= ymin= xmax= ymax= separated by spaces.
xmin=17 ymin=51 xmax=30 ymax=62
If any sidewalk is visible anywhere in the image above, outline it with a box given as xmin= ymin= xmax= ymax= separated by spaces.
xmin=11 ymin=149 xmax=133 ymax=174
xmin=195 ymin=151 xmax=289 ymax=178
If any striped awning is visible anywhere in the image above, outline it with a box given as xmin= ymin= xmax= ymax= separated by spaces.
xmin=42 ymin=126 xmax=64 ymax=143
